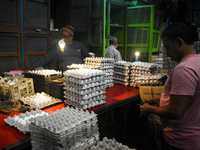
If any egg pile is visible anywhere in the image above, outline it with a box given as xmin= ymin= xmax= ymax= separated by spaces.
xmin=133 ymin=73 xmax=168 ymax=86
xmin=28 ymin=69 xmax=62 ymax=77
xmin=129 ymin=62 xmax=158 ymax=87
xmin=63 ymin=69 xmax=106 ymax=109
xmin=113 ymin=61 xmax=132 ymax=86
xmin=85 ymin=57 xmax=114 ymax=88
xmin=91 ymin=137 xmax=136 ymax=150
xmin=4 ymin=109 xmax=48 ymax=134
xmin=29 ymin=106 xmax=99 ymax=150
xmin=20 ymin=92 xmax=62 ymax=109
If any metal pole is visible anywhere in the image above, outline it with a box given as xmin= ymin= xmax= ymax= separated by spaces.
xmin=62 ymin=51 xmax=64 ymax=77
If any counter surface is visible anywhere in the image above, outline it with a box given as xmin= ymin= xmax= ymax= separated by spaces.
xmin=0 ymin=84 xmax=139 ymax=149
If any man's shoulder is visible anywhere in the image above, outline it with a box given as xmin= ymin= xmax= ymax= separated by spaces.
xmin=73 ymin=40 xmax=82 ymax=45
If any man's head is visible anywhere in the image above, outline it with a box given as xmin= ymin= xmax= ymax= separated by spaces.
xmin=161 ymin=23 xmax=195 ymax=62
xmin=109 ymin=36 xmax=118 ymax=48
xmin=61 ymin=25 xmax=75 ymax=45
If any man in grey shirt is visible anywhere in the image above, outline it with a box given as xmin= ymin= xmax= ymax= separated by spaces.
xmin=105 ymin=36 xmax=122 ymax=61
xmin=28 ymin=25 xmax=89 ymax=71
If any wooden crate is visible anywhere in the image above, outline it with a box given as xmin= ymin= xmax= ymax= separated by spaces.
xmin=0 ymin=77 xmax=35 ymax=101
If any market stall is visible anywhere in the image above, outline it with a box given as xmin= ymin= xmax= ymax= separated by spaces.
xmin=0 ymin=84 xmax=140 ymax=150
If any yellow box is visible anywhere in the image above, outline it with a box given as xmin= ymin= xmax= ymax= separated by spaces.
xmin=139 ymin=86 xmax=164 ymax=102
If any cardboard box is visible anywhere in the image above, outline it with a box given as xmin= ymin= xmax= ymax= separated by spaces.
xmin=139 ymin=86 xmax=164 ymax=102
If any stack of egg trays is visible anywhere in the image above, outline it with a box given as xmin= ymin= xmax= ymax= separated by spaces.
xmin=113 ymin=61 xmax=132 ymax=86
xmin=91 ymin=137 xmax=136 ymax=150
xmin=29 ymin=106 xmax=99 ymax=150
xmin=63 ymin=69 xmax=107 ymax=110
xmin=134 ymin=73 xmax=168 ymax=86
xmin=129 ymin=62 xmax=153 ymax=87
xmin=85 ymin=57 xmax=115 ymax=88
xmin=4 ymin=109 xmax=48 ymax=134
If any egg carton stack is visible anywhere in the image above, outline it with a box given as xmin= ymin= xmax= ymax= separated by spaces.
xmin=113 ymin=61 xmax=132 ymax=86
xmin=63 ymin=69 xmax=106 ymax=109
xmin=91 ymin=137 xmax=136 ymax=150
xmin=4 ymin=109 xmax=48 ymax=134
xmin=29 ymin=106 xmax=99 ymax=150
xmin=133 ymin=73 xmax=168 ymax=86
xmin=20 ymin=92 xmax=62 ymax=109
xmin=155 ymin=58 xmax=163 ymax=69
xmin=160 ymin=45 xmax=177 ymax=75
xmin=163 ymin=57 xmax=177 ymax=75
xmin=129 ymin=62 xmax=158 ymax=87
xmin=85 ymin=57 xmax=114 ymax=88
xmin=67 ymin=64 xmax=88 ymax=70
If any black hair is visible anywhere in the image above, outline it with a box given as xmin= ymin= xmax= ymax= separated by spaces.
xmin=161 ymin=23 xmax=195 ymax=45
xmin=109 ymin=36 xmax=117 ymax=45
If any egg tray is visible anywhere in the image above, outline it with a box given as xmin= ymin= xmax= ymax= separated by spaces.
xmin=105 ymin=75 xmax=113 ymax=79
xmin=64 ymin=95 xmax=106 ymax=106
xmin=30 ymin=119 xmax=97 ymax=141
xmin=106 ymin=83 xmax=114 ymax=88
xmin=64 ymin=75 xmax=105 ymax=84
xmin=30 ymin=107 xmax=98 ymax=135
xmin=100 ymin=68 xmax=114 ymax=73
xmin=64 ymin=69 xmax=105 ymax=79
xmin=64 ymin=85 xmax=106 ymax=96
xmin=31 ymin=134 xmax=99 ymax=150
xmin=4 ymin=109 xmax=48 ymax=134
xmin=65 ymin=99 xmax=106 ymax=110
xmin=130 ymin=69 xmax=150 ymax=73
xmin=114 ymin=65 xmax=130 ymax=70
xmin=31 ymin=128 xmax=99 ymax=150
xmin=64 ymin=90 xmax=106 ymax=100
xmin=129 ymin=82 xmax=137 ymax=87
xmin=113 ymin=75 xmax=129 ymax=80
xmin=64 ymin=81 xmax=106 ymax=90
xmin=30 ymin=120 xmax=98 ymax=143
xmin=114 ymin=71 xmax=129 ymax=76
xmin=105 ymin=79 xmax=114 ymax=83
xmin=99 ymin=65 xmax=114 ymax=69
xmin=85 ymin=58 xmax=115 ymax=63
xmin=85 ymin=62 xmax=114 ymax=66
xmin=91 ymin=137 xmax=136 ymax=150
xmin=20 ymin=94 xmax=62 ymax=109
xmin=114 ymin=61 xmax=132 ymax=66
xmin=28 ymin=69 xmax=62 ymax=77
xmin=114 ymin=68 xmax=130 ymax=73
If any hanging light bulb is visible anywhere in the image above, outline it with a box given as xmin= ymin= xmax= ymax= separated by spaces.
xmin=58 ymin=39 xmax=65 ymax=53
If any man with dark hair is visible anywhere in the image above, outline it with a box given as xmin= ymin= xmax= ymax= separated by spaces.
xmin=28 ymin=25 xmax=89 ymax=71
xmin=140 ymin=23 xmax=200 ymax=150
xmin=105 ymin=36 xmax=122 ymax=61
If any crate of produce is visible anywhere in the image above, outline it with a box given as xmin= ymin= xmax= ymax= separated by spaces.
xmin=0 ymin=77 xmax=35 ymax=101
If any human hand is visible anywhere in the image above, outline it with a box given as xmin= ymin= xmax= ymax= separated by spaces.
xmin=140 ymin=103 xmax=152 ymax=114
xmin=144 ymin=99 xmax=160 ymax=106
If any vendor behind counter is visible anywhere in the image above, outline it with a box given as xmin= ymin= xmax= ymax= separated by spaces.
xmin=28 ymin=25 xmax=90 ymax=72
